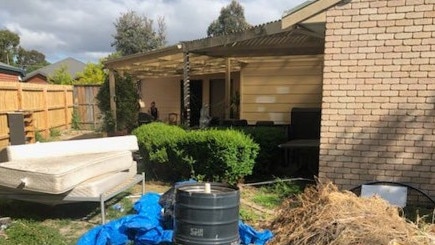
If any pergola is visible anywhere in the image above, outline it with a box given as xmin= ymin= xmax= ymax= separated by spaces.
xmin=103 ymin=0 xmax=341 ymax=128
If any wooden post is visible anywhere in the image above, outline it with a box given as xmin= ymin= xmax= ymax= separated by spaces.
xmin=63 ymin=87 xmax=69 ymax=129
xmin=17 ymin=83 xmax=23 ymax=110
xmin=183 ymin=52 xmax=190 ymax=127
xmin=109 ymin=70 xmax=117 ymax=130
xmin=225 ymin=58 xmax=231 ymax=119
xmin=43 ymin=87 xmax=49 ymax=138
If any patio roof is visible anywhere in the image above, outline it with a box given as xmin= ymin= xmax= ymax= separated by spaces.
xmin=102 ymin=0 xmax=347 ymax=127
xmin=103 ymin=0 xmax=353 ymax=79
xmin=104 ymin=20 xmax=325 ymax=78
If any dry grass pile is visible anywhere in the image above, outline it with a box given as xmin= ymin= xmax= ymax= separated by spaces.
xmin=269 ymin=182 xmax=435 ymax=245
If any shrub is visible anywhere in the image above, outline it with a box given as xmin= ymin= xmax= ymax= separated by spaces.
xmin=225 ymin=126 xmax=288 ymax=180
xmin=71 ymin=108 xmax=81 ymax=130
xmin=96 ymin=72 xmax=139 ymax=133
xmin=132 ymin=122 xmax=189 ymax=180
xmin=49 ymin=128 xmax=61 ymax=138
xmin=180 ymin=129 xmax=259 ymax=184
xmin=132 ymin=124 xmax=259 ymax=184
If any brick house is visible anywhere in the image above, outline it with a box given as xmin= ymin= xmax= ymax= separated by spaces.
xmin=0 ymin=62 xmax=25 ymax=82
xmin=312 ymin=0 xmax=434 ymax=200
xmin=106 ymin=0 xmax=434 ymax=200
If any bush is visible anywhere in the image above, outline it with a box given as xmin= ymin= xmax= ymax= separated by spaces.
xmin=132 ymin=122 xmax=188 ymax=180
xmin=71 ymin=108 xmax=81 ymax=130
xmin=223 ymin=126 xmax=288 ymax=180
xmin=96 ymin=72 xmax=139 ymax=133
xmin=245 ymin=126 xmax=288 ymax=179
xmin=132 ymin=123 xmax=259 ymax=184
xmin=180 ymin=129 xmax=259 ymax=184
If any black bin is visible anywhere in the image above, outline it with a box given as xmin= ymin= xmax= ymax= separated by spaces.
xmin=174 ymin=183 xmax=240 ymax=245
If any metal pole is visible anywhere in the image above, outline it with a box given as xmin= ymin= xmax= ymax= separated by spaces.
xmin=225 ymin=58 xmax=231 ymax=119
xmin=183 ymin=52 xmax=190 ymax=127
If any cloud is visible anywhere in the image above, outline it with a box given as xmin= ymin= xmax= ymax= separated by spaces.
xmin=0 ymin=0 xmax=304 ymax=63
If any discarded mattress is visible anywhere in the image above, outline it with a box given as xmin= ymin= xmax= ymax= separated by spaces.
xmin=0 ymin=151 xmax=133 ymax=194
xmin=0 ymin=135 xmax=139 ymax=162
xmin=0 ymin=161 xmax=138 ymax=205
xmin=67 ymin=161 xmax=137 ymax=198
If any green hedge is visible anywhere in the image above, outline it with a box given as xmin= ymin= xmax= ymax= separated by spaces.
xmin=238 ymin=126 xmax=288 ymax=180
xmin=132 ymin=123 xmax=259 ymax=184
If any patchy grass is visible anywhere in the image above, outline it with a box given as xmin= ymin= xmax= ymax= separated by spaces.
xmin=0 ymin=179 xmax=432 ymax=244
xmin=0 ymin=181 xmax=174 ymax=244
xmin=0 ymin=181 xmax=286 ymax=244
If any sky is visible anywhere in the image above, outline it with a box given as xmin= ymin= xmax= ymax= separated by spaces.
xmin=0 ymin=0 xmax=306 ymax=64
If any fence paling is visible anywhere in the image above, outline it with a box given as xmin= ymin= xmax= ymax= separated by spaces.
xmin=73 ymin=85 xmax=102 ymax=130
xmin=0 ymin=81 xmax=74 ymax=149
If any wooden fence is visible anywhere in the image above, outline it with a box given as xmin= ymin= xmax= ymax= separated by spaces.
xmin=0 ymin=81 xmax=74 ymax=148
xmin=73 ymin=85 xmax=102 ymax=130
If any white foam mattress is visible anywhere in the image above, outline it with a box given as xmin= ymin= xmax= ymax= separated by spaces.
xmin=0 ymin=135 xmax=139 ymax=162
xmin=0 ymin=150 xmax=133 ymax=194
xmin=67 ymin=161 xmax=137 ymax=198
xmin=0 ymin=162 xmax=138 ymax=205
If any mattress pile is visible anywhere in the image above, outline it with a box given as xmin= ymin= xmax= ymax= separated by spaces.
xmin=0 ymin=135 xmax=140 ymax=205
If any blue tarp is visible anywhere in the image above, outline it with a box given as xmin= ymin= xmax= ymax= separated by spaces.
xmin=77 ymin=192 xmax=273 ymax=245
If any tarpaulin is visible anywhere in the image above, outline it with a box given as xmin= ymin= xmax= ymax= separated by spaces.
xmin=77 ymin=192 xmax=273 ymax=244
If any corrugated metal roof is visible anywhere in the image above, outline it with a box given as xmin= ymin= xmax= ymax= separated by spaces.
xmin=283 ymin=0 xmax=318 ymax=18
xmin=183 ymin=19 xmax=282 ymax=44
xmin=103 ymin=5 xmax=325 ymax=79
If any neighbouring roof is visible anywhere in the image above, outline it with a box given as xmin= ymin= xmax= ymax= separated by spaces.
xmin=0 ymin=62 xmax=25 ymax=77
xmin=22 ymin=57 xmax=86 ymax=82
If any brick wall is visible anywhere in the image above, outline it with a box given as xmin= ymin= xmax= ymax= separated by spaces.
xmin=0 ymin=73 xmax=20 ymax=82
xmin=321 ymin=0 xmax=435 ymax=200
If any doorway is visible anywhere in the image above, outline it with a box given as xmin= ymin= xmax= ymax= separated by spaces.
xmin=180 ymin=80 xmax=203 ymax=127
xmin=209 ymin=79 xmax=225 ymax=119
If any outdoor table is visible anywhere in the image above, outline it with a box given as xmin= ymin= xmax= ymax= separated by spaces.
xmin=279 ymin=139 xmax=320 ymax=177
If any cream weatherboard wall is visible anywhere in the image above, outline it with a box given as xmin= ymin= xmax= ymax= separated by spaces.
xmin=240 ymin=55 xmax=323 ymax=125
xmin=139 ymin=73 xmax=240 ymax=124
xmin=140 ymin=77 xmax=181 ymax=123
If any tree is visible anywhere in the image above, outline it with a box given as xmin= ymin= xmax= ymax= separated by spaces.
xmin=16 ymin=47 xmax=50 ymax=73
xmin=96 ymin=72 xmax=139 ymax=132
xmin=75 ymin=62 xmax=106 ymax=85
xmin=0 ymin=29 xmax=49 ymax=71
xmin=112 ymin=11 xmax=167 ymax=56
xmin=207 ymin=0 xmax=251 ymax=37
xmin=0 ymin=29 xmax=20 ymax=65
xmin=48 ymin=65 xmax=73 ymax=85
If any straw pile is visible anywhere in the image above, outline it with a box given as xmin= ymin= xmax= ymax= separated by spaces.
xmin=268 ymin=182 xmax=435 ymax=245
